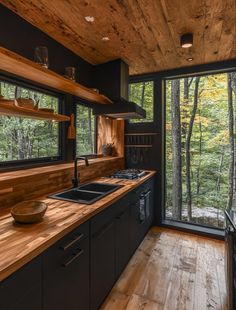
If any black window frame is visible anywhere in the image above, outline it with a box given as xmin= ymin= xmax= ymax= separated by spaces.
xmin=0 ymin=74 xmax=65 ymax=170
xmin=75 ymin=101 xmax=97 ymax=157
xmin=162 ymin=67 xmax=236 ymax=232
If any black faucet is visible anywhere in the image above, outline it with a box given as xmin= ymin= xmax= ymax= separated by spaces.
xmin=72 ymin=156 xmax=89 ymax=188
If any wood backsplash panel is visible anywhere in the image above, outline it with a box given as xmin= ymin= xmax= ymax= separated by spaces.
xmin=0 ymin=157 xmax=124 ymax=209
xmin=97 ymin=116 xmax=124 ymax=157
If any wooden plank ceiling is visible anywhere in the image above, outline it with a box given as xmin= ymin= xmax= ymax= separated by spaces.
xmin=0 ymin=0 xmax=235 ymax=75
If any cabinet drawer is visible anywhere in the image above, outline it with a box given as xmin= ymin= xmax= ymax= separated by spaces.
xmin=91 ymin=195 xmax=130 ymax=236
xmin=91 ymin=209 xmax=114 ymax=236
xmin=57 ymin=221 xmax=89 ymax=251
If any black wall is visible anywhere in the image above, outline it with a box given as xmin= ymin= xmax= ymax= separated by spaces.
xmin=0 ymin=4 xmax=93 ymax=86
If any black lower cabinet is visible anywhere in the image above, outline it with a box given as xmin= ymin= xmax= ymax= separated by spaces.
xmin=0 ymin=177 xmax=154 ymax=310
xmin=91 ymin=219 xmax=116 ymax=310
xmin=115 ymin=206 xmax=131 ymax=278
xmin=42 ymin=222 xmax=90 ymax=310
xmin=0 ymin=257 xmax=42 ymax=310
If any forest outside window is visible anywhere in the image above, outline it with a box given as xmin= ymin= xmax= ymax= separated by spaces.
xmin=76 ymin=104 xmax=96 ymax=155
xmin=128 ymin=80 xmax=154 ymax=123
xmin=0 ymin=79 xmax=60 ymax=164
xmin=165 ymin=71 xmax=236 ymax=229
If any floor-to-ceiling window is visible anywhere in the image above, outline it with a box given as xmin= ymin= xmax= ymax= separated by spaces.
xmin=165 ymin=71 xmax=236 ymax=229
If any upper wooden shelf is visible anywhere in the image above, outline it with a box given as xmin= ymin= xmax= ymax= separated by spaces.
xmin=0 ymin=47 xmax=112 ymax=105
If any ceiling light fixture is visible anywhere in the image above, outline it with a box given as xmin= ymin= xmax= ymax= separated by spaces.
xmin=101 ymin=36 xmax=110 ymax=41
xmin=180 ymin=33 xmax=193 ymax=48
xmin=84 ymin=16 xmax=95 ymax=23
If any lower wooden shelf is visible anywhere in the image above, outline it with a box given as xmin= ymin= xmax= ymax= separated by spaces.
xmin=0 ymin=102 xmax=70 ymax=121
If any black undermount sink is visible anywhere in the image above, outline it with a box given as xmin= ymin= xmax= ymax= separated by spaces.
xmin=49 ymin=182 xmax=123 ymax=205
xmin=78 ymin=182 xmax=120 ymax=193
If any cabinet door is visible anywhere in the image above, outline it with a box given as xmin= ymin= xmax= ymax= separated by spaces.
xmin=91 ymin=220 xmax=116 ymax=310
xmin=129 ymin=200 xmax=142 ymax=255
xmin=43 ymin=224 xmax=89 ymax=310
xmin=0 ymin=257 xmax=42 ymax=310
xmin=143 ymin=179 xmax=154 ymax=231
xmin=115 ymin=206 xmax=131 ymax=278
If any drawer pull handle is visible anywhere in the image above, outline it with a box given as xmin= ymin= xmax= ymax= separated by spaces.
xmin=62 ymin=249 xmax=84 ymax=267
xmin=61 ymin=233 xmax=84 ymax=251
xmin=93 ymin=222 xmax=114 ymax=240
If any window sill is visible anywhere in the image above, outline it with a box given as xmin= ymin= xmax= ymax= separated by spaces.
xmin=161 ymin=219 xmax=225 ymax=240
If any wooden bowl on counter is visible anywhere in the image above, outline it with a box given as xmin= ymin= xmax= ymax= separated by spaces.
xmin=11 ymin=201 xmax=47 ymax=224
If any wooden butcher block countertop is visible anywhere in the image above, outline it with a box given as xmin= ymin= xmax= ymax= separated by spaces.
xmin=0 ymin=170 xmax=155 ymax=282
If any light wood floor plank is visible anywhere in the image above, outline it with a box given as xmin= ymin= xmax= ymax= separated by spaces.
xmin=101 ymin=227 xmax=227 ymax=310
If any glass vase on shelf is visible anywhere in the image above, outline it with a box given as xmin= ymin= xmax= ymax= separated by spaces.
xmin=34 ymin=46 xmax=49 ymax=68
xmin=65 ymin=66 xmax=76 ymax=81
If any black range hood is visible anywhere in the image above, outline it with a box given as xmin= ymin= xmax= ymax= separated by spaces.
xmin=92 ymin=59 xmax=146 ymax=119
xmin=93 ymin=99 xmax=146 ymax=119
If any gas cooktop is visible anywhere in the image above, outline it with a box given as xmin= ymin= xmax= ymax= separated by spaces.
xmin=109 ymin=169 xmax=147 ymax=180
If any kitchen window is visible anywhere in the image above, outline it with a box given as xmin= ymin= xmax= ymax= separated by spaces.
xmin=76 ymin=104 xmax=96 ymax=155
xmin=0 ymin=79 xmax=61 ymax=166
xmin=128 ymin=80 xmax=154 ymax=123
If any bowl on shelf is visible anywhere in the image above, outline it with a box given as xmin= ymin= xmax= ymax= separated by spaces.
xmin=11 ymin=200 xmax=48 ymax=224
xmin=16 ymin=98 xmax=35 ymax=109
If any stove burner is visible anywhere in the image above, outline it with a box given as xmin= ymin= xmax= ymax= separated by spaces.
xmin=109 ymin=169 xmax=146 ymax=180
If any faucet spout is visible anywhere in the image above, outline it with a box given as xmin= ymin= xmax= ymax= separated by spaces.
xmin=72 ymin=156 xmax=89 ymax=188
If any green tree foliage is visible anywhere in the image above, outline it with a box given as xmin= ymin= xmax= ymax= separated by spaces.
xmin=76 ymin=104 xmax=95 ymax=155
xmin=129 ymin=81 xmax=154 ymax=123
xmin=166 ymin=72 xmax=236 ymax=228
xmin=0 ymin=80 xmax=59 ymax=161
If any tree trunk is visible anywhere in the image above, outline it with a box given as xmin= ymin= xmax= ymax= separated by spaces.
xmin=196 ymin=106 xmax=202 ymax=196
xmin=215 ymin=148 xmax=224 ymax=193
xmin=227 ymin=73 xmax=234 ymax=210
xmin=171 ymin=79 xmax=182 ymax=220
xmin=140 ymin=82 xmax=146 ymax=108
xmin=14 ymin=86 xmax=25 ymax=159
xmin=185 ymin=77 xmax=200 ymax=221
xmin=14 ymin=85 xmax=21 ymax=99
xmin=88 ymin=108 xmax=93 ymax=153
xmin=182 ymin=78 xmax=189 ymax=141
xmin=231 ymin=72 xmax=236 ymax=193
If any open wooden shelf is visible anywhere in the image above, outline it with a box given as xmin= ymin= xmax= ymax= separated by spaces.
xmin=0 ymin=102 xmax=70 ymax=122
xmin=0 ymin=47 xmax=112 ymax=105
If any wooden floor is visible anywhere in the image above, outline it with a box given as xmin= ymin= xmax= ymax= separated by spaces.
xmin=101 ymin=227 xmax=227 ymax=310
